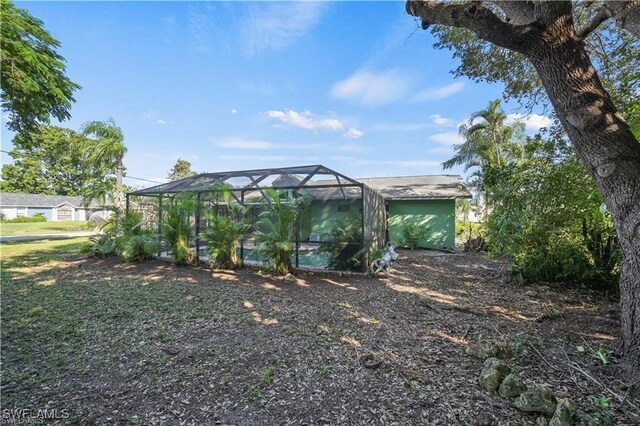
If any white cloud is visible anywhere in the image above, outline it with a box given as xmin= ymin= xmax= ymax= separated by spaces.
xmin=344 ymin=128 xmax=364 ymax=139
xmin=430 ymin=114 xmax=455 ymax=127
xmin=231 ymin=108 xmax=238 ymax=114
xmin=413 ymin=81 xmax=466 ymax=102
xmin=216 ymin=138 xmax=274 ymax=150
xmin=330 ymin=69 xmax=414 ymax=107
xmin=156 ymin=119 xmax=167 ymax=125
xmin=214 ymin=137 xmax=329 ymax=152
xmin=506 ymin=113 xmax=553 ymax=131
xmin=243 ymin=2 xmax=325 ymax=55
xmin=266 ymin=110 xmax=344 ymax=132
xmin=430 ymin=132 xmax=463 ymax=146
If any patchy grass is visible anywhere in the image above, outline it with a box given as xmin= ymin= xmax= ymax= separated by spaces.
xmin=0 ymin=221 xmax=93 ymax=236
xmin=1 ymin=241 xmax=638 ymax=424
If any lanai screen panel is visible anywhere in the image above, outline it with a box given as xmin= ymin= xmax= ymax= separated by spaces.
xmin=362 ymin=185 xmax=387 ymax=265
xmin=128 ymin=165 xmax=384 ymax=272
xmin=130 ymin=165 xmax=362 ymax=197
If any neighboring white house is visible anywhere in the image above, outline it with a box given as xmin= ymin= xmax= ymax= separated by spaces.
xmin=0 ymin=193 xmax=112 ymax=222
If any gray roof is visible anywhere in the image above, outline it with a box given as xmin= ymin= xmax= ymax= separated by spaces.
xmin=0 ymin=192 xmax=103 ymax=208
xmin=357 ymin=175 xmax=472 ymax=200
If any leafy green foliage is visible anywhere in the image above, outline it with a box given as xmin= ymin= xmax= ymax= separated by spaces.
xmin=162 ymin=195 xmax=196 ymax=266
xmin=81 ymin=118 xmax=127 ymax=209
xmin=2 ymin=213 xmax=47 ymax=223
xmin=591 ymin=396 xmax=615 ymax=426
xmin=90 ymin=210 xmax=157 ymax=261
xmin=0 ymin=0 xmax=81 ymax=134
xmin=430 ymin=12 xmax=640 ymax=118
xmin=167 ymin=159 xmax=197 ymax=181
xmin=260 ymin=363 xmax=276 ymax=385
xmin=402 ymin=224 xmax=428 ymax=250
xmin=442 ymin=100 xmax=525 ymax=214
xmin=1 ymin=125 xmax=114 ymax=196
xmin=118 ymin=233 xmax=158 ymax=262
xmin=577 ymin=340 xmax=611 ymax=366
xmin=201 ymin=185 xmax=250 ymax=269
xmin=484 ymin=139 xmax=620 ymax=286
xmin=254 ymin=189 xmax=309 ymax=275
xmin=318 ymin=215 xmax=363 ymax=271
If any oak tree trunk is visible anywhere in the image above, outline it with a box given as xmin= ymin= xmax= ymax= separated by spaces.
xmin=527 ymin=20 xmax=640 ymax=376
xmin=405 ymin=0 xmax=640 ymax=379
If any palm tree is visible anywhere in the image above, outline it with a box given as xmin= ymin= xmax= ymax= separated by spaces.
xmin=81 ymin=118 xmax=127 ymax=211
xmin=443 ymin=99 xmax=523 ymax=216
xmin=443 ymin=99 xmax=522 ymax=171
xmin=255 ymin=189 xmax=309 ymax=275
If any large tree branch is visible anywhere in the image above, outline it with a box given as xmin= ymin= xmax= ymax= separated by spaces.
xmin=491 ymin=1 xmax=535 ymax=25
xmin=406 ymin=1 xmax=541 ymax=54
xmin=605 ymin=0 xmax=640 ymax=39
xmin=577 ymin=6 xmax=612 ymax=40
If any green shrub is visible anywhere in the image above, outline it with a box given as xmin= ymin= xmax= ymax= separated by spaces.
xmin=402 ymin=224 xmax=427 ymax=249
xmin=119 ymin=233 xmax=158 ymax=262
xmin=3 ymin=213 xmax=48 ymax=223
xmin=485 ymin=155 xmax=620 ymax=286
xmin=201 ymin=184 xmax=250 ymax=269
xmin=255 ymin=189 xmax=309 ymax=275
xmin=319 ymin=215 xmax=363 ymax=271
xmin=90 ymin=233 xmax=118 ymax=256
xmin=89 ymin=210 xmax=157 ymax=261
xmin=162 ymin=195 xmax=197 ymax=266
xmin=202 ymin=214 xmax=248 ymax=269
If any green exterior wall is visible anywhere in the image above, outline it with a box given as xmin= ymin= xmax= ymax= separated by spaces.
xmin=304 ymin=200 xmax=361 ymax=241
xmin=387 ymin=199 xmax=455 ymax=249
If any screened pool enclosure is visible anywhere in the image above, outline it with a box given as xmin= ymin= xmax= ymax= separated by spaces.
xmin=128 ymin=165 xmax=387 ymax=272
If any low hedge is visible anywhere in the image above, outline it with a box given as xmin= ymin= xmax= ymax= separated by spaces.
xmin=1 ymin=213 xmax=48 ymax=223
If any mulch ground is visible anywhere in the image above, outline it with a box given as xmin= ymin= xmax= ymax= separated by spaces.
xmin=2 ymin=248 xmax=638 ymax=425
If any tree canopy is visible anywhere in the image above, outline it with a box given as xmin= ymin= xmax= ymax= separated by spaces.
xmin=0 ymin=125 xmax=114 ymax=196
xmin=167 ymin=159 xmax=197 ymax=181
xmin=82 ymin=118 xmax=127 ymax=210
xmin=0 ymin=0 xmax=81 ymax=134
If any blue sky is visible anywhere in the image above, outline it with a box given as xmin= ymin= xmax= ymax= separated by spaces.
xmin=1 ymin=1 xmax=550 ymax=188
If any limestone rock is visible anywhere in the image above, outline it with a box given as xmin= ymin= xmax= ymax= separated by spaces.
xmin=283 ymin=273 xmax=297 ymax=282
xmin=536 ymin=416 xmax=549 ymax=426
xmin=466 ymin=342 xmax=498 ymax=360
xmin=549 ymin=398 xmax=578 ymax=426
xmin=514 ymin=384 xmax=557 ymax=415
xmin=499 ymin=373 xmax=526 ymax=397
xmin=479 ymin=357 xmax=510 ymax=391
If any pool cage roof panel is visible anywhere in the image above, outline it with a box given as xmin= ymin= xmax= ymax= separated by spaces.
xmin=129 ymin=165 xmax=363 ymax=197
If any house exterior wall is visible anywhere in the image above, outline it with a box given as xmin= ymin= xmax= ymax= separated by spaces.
xmin=28 ymin=207 xmax=53 ymax=220
xmin=387 ymin=199 xmax=455 ymax=249
xmin=1 ymin=207 xmax=17 ymax=219
xmin=308 ymin=199 xmax=361 ymax=241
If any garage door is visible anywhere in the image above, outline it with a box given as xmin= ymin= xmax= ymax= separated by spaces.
xmin=57 ymin=207 xmax=73 ymax=220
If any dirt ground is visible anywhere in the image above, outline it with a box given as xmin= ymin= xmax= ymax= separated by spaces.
xmin=2 ymin=246 xmax=639 ymax=425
